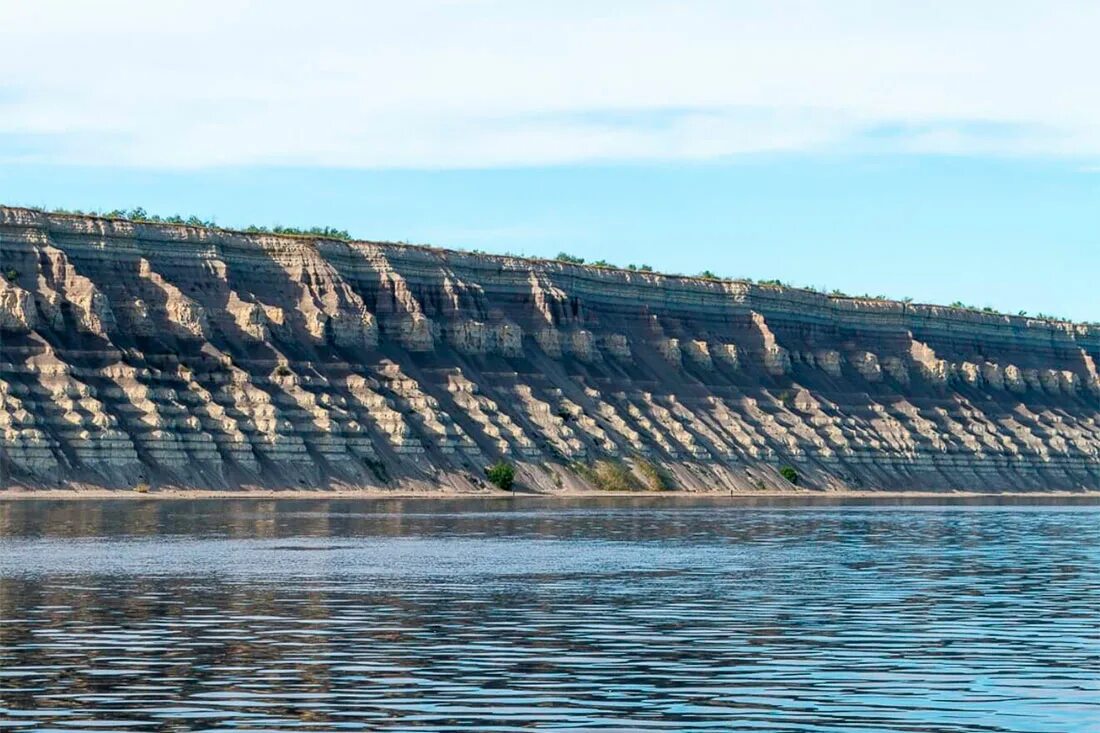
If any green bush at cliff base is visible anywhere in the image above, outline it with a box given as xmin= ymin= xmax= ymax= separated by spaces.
xmin=4 ymin=269 xmax=17 ymax=282
xmin=485 ymin=461 xmax=516 ymax=491
xmin=779 ymin=465 xmax=800 ymax=485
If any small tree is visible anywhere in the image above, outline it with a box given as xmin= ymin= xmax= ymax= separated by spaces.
xmin=485 ymin=461 xmax=515 ymax=491
xmin=555 ymin=252 xmax=585 ymax=264
xmin=779 ymin=465 xmax=799 ymax=485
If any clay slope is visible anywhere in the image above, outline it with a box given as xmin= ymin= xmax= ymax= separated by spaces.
xmin=1 ymin=206 xmax=1098 ymax=492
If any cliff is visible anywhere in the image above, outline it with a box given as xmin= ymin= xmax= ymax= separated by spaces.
xmin=1 ymin=206 xmax=1098 ymax=492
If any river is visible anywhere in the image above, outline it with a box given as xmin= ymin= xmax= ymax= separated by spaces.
xmin=1 ymin=496 xmax=1098 ymax=731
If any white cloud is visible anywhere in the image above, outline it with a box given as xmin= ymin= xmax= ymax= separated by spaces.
xmin=1 ymin=0 xmax=1099 ymax=167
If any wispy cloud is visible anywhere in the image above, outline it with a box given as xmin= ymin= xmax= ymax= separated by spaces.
xmin=2 ymin=0 xmax=1099 ymax=168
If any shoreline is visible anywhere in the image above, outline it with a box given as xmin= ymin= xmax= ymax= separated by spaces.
xmin=1 ymin=487 xmax=1096 ymax=501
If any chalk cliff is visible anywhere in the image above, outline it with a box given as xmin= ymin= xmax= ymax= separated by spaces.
xmin=1 ymin=206 xmax=1098 ymax=492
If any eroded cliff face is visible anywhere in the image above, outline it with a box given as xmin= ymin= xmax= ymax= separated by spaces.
xmin=1 ymin=206 xmax=1098 ymax=492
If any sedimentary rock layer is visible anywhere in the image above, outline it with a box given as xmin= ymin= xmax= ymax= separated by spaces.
xmin=1 ymin=206 xmax=1098 ymax=491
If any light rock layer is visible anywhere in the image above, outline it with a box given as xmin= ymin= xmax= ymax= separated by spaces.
xmin=2 ymin=206 xmax=1099 ymax=492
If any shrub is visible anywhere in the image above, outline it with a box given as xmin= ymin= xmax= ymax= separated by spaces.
xmin=779 ymin=465 xmax=799 ymax=485
xmin=273 ymin=365 xmax=292 ymax=377
xmin=133 ymin=482 xmax=150 ymax=494
xmin=485 ymin=461 xmax=515 ymax=491
xmin=555 ymin=252 xmax=585 ymax=264
xmin=4 ymin=268 xmax=17 ymax=282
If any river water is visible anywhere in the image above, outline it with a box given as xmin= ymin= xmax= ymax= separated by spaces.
xmin=1 ymin=496 xmax=1098 ymax=732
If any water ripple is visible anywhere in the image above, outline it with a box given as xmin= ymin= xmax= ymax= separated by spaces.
xmin=1 ymin=497 xmax=1098 ymax=731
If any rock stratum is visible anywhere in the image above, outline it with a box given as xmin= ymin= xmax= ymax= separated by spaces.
xmin=1 ymin=205 xmax=1098 ymax=493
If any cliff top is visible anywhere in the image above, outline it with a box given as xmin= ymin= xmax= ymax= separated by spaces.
xmin=2 ymin=204 xmax=1094 ymax=330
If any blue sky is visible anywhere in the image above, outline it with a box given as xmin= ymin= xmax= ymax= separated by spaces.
xmin=1 ymin=1 xmax=1098 ymax=320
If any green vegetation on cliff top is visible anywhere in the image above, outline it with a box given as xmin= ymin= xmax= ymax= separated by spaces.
xmin=43 ymin=206 xmax=351 ymax=241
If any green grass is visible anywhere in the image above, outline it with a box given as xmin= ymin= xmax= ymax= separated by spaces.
xmin=634 ymin=458 xmax=672 ymax=491
xmin=574 ymin=459 xmax=643 ymax=491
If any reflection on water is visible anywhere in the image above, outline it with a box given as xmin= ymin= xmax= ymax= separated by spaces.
xmin=1 ymin=496 xmax=1098 ymax=732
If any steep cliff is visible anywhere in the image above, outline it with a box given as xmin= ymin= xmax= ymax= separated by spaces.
xmin=1 ymin=206 xmax=1098 ymax=492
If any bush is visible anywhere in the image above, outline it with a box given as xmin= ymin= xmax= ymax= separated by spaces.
xmin=779 ymin=465 xmax=799 ymax=485
xmin=133 ymin=482 xmax=150 ymax=494
xmin=4 ymin=268 xmax=17 ymax=282
xmin=555 ymin=252 xmax=585 ymax=264
xmin=485 ymin=461 xmax=515 ymax=491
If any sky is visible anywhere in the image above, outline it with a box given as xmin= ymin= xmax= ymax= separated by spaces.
xmin=1 ymin=0 xmax=1097 ymax=320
